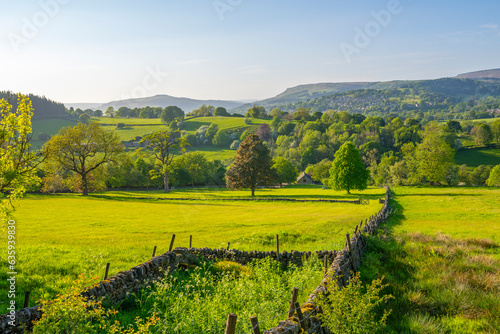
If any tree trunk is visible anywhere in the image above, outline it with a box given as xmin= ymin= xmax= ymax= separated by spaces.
xmin=251 ymin=187 xmax=255 ymax=197
xmin=164 ymin=171 xmax=170 ymax=193
xmin=82 ymin=173 xmax=89 ymax=196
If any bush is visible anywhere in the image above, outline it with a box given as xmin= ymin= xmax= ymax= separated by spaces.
xmin=230 ymin=140 xmax=241 ymax=150
xmin=32 ymin=274 xmax=159 ymax=334
xmin=116 ymin=123 xmax=126 ymax=129
xmin=244 ymin=118 xmax=252 ymax=125
xmin=316 ymin=272 xmax=393 ymax=334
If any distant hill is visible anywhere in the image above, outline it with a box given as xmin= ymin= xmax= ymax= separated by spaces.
xmin=230 ymin=82 xmax=379 ymax=113
xmin=0 ymin=91 xmax=68 ymax=119
xmin=230 ymin=72 xmax=500 ymax=113
xmin=456 ymin=69 xmax=500 ymax=83
xmin=99 ymin=94 xmax=245 ymax=112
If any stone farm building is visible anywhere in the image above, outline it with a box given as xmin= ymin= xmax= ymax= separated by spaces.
xmin=296 ymin=172 xmax=315 ymax=185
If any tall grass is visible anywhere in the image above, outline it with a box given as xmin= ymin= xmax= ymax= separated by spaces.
xmin=107 ymin=257 xmax=323 ymax=333
xmin=360 ymin=187 xmax=500 ymax=333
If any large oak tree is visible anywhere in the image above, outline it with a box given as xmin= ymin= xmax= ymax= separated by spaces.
xmin=43 ymin=122 xmax=123 ymax=196
xmin=225 ymin=135 xmax=277 ymax=196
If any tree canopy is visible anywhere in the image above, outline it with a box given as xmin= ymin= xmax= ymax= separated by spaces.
xmin=225 ymin=135 xmax=277 ymax=196
xmin=328 ymin=141 xmax=369 ymax=193
xmin=0 ymin=94 xmax=40 ymax=221
xmin=139 ymin=130 xmax=186 ymax=192
xmin=43 ymin=122 xmax=123 ymax=196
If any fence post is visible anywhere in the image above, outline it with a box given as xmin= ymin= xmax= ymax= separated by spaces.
xmin=346 ymin=234 xmax=356 ymax=270
xmin=189 ymin=235 xmax=192 ymax=248
xmin=227 ymin=242 xmax=231 ymax=251
xmin=294 ymin=301 xmax=307 ymax=331
xmin=169 ymin=234 xmax=176 ymax=252
xmin=250 ymin=316 xmax=261 ymax=334
xmin=224 ymin=313 xmax=237 ymax=334
xmin=323 ymin=255 xmax=328 ymax=274
xmin=288 ymin=287 xmax=299 ymax=319
xmin=23 ymin=291 xmax=30 ymax=308
xmin=104 ymin=262 xmax=110 ymax=280
xmin=276 ymin=234 xmax=280 ymax=261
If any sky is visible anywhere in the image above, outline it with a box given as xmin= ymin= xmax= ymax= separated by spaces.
xmin=1 ymin=0 xmax=499 ymax=104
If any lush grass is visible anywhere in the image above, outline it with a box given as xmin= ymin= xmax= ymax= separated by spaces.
xmin=455 ymin=148 xmax=500 ymax=168
xmin=31 ymin=118 xmax=78 ymax=148
xmin=0 ymin=186 xmax=384 ymax=313
xmin=104 ymin=257 xmax=323 ymax=333
xmin=360 ymin=187 xmax=500 ymax=333
xmin=92 ymin=117 xmax=163 ymax=125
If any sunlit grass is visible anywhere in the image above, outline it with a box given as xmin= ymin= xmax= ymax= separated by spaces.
xmin=0 ymin=185 xmax=384 ymax=313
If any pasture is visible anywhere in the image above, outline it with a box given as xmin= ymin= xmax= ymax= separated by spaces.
xmin=455 ymin=148 xmax=500 ymax=168
xmin=361 ymin=187 xmax=500 ymax=333
xmin=0 ymin=186 xmax=384 ymax=314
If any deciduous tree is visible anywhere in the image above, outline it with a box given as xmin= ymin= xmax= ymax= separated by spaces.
xmin=273 ymin=157 xmax=298 ymax=186
xmin=225 ymin=135 xmax=277 ymax=196
xmin=328 ymin=141 xmax=369 ymax=194
xmin=43 ymin=122 xmax=123 ymax=196
xmin=139 ymin=130 xmax=186 ymax=192
xmin=0 ymin=94 xmax=40 ymax=220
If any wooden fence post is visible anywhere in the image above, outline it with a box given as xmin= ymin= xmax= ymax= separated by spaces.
xmin=104 ymin=262 xmax=110 ymax=280
xmin=276 ymin=234 xmax=280 ymax=261
xmin=23 ymin=291 xmax=30 ymax=308
xmin=250 ymin=316 xmax=261 ymax=334
xmin=288 ymin=287 xmax=299 ymax=319
xmin=224 ymin=313 xmax=237 ymax=334
xmin=294 ymin=301 xmax=307 ymax=331
xmin=346 ymin=234 xmax=356 ymax=270
xmin=151 ymin=246 xmax=157 ymax=258
xmin=227 ymin=242 xmax=231 ymax=251
xmin=189 ymin=235 xmax=192 ymax=248
xmin=169 ymin=234 xmax=176 ymax=252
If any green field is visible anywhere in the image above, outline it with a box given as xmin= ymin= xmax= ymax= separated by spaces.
xmin=361 ymin=187 xmax=500 ymax=333
xmin=455 ymin=148 xmax=500 ymax=167
xmin=31 ymin=118 xmax=78 ymax=148
xmin=0 ymin=186 xmax=384 ymax=313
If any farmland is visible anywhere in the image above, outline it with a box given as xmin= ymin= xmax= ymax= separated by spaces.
xmin=455 ymin=148 xmax=500 ymax=168
xmin=361 ymin=187 xmax=500 ymax=333
xmin=0 ymin=185 xmax=385 ymax=314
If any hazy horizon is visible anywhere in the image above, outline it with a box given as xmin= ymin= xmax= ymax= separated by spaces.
xmin=2 ymin=0 xmax=499 ymax=104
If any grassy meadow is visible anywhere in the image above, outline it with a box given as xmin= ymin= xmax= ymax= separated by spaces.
xmin=455 ymin=148 xmax=500 ymax=168
xmin=361 ymin=187 xmax=500 ymax=333
xmin=0 ymin=185 xmax=384 ymax=314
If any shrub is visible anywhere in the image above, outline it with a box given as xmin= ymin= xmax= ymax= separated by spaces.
xmin=316 ymin=272 xmax=393 ymax=334
xmin=230 ymin=140 xmax=241 ymax=150
xmin=32 ymin=274 xmax=159 ymax=334
xmin=244 ymin=118 xmax=252 ymax=125
xmin=116 ymin=123 xmax=126 ymax=129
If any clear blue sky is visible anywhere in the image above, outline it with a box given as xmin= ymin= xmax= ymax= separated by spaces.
xmin=1 ymin=0 xmax=499 ymax=104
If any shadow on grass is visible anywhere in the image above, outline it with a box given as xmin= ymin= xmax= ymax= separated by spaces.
xmin=359 ymin=190 xmax=416 ymax=333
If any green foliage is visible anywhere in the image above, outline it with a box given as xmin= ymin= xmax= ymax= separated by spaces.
xmin=110 ymin=257 xmax=322 ymax=334
xmin=487 ymin=164 xmax=500 ymax=186
xmin=273 ymin=157 xmax=298 ymax=185
xmin=212 ymin=129 xmax=230 ymax=147
xmin=160 ymin=106 xmax=184 ymax=124
xmin=474 ymin=123 xmax=493 ymax=146
xmin=139 ymin=130 xmax=187 ymax=192
xmin=32 ymin=274 xmax=159 ymax=334
xmin=328 ymin=142 xmax=369 ymax=193
xmin=214 ymin=106 xmax=230 ymax=117
xmin=305 ymin=159 xmax=332 ymax=185
xmin=226 ymin=135 xmax=278 ymax=196
xmin=415 ymin=123 xmax=455 ymax=184
xmin=317 ymin=272 xmax=393 ymax=334
xmin=43 ymin=122 xmax=123 ymax=196
xmin=0 ymin=94 xmax=40 ymax=221
xmin=246 ymin=106 xmax=266 ymax=119
xmin=205 ymin=123 xmax=219 ymax=141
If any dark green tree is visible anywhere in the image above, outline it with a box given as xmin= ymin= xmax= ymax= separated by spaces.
xmin=328 ymin=141 xmax=369 ymax=194
xmin=225 ymin=135 xmax=277 ymax=196
xmin=214 ymin=107 xmax=230 ymax=117
xmin=246 ymin=106 xmax=266 ymax=119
